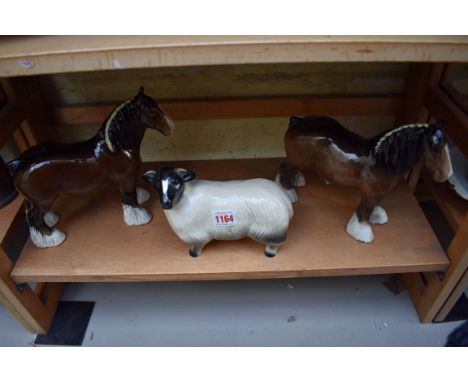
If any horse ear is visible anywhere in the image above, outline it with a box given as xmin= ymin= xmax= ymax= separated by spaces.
xmin=142 ymin=169 xmax=158 ymax=184
xmin=138 ymin=86 xmax=145 ymax=96
xmin=289 ymin=116 xmax=302 ymax=126
xmin=436 ymin=120 xmax=445 ymax=127
xmin=430 ymin=121 xmax=445 ymax=142
xmin=175 ymin=168 xmax=196 ymax=182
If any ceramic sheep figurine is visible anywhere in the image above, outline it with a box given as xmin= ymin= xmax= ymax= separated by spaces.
xmin=143 ymin=167 xmax=293 ymax=257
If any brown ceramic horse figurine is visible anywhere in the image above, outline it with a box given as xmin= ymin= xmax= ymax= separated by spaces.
xmin=276 ymin=116 xmax=453 ymax=243
xmin=8 ymin=87 xmax=174 ymax=248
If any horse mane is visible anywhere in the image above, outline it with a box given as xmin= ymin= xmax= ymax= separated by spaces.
xmin=371 ymin=123 xmax=438 ymax=176
xmin=101 ymin=97 xmax=139 ymax=153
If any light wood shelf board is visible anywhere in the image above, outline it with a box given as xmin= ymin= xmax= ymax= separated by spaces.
xmin=1 ymin=36 xmax=468 ymax=77
xmin=11 ymin=159 xmax=449 ymax=282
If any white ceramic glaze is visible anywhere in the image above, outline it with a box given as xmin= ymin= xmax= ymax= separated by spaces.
xmin=30 ymin=226 xmax=66 ymax=248
xmin=346 ymin=212 xmax=374 ymax=243
xmin=44 ymin=211 xmax=60 ymax=227
xmin=123 ymin=205 xmax=152 ymax=226
xmin=369 ymin=206 xmax=388 ymax=225
xmin=145 ymin=169 xmax=294 ymax=257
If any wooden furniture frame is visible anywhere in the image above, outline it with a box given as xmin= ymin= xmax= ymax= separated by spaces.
xmin=0 ymin=36 xmax=467 ymax=333
xmin=0 ymin=77 xmax=63 ymax=333
xmin=402 ymin=63 xmax=468 ymax=322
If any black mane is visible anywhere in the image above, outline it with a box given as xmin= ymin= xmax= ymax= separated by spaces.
xmin=98 ymin=97 xmax=141 ymax=153
xmin=370 ymin=123 xmax=444 ymax=176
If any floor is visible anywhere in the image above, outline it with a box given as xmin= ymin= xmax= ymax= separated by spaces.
xmin=0 ymin=275 xmax=463 ymax=346
xmin=1 ymin=199 xmax=464 ymax=347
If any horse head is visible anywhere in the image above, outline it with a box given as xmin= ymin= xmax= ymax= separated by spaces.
xmin=423 ymin=122 xmax=453 ymax=182
xmin=134 ymin=86 xmax=174 ymax=136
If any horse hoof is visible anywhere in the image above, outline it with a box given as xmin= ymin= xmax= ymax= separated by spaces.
xmin=292 ymin=172 xmax=306 ymax=187
xmin=370 ymin=206 xmax=388 ymax=225
xmin=123 ymin=205 xmax=152 ymax=226
xmin=30 ymin=227 xmax=66 ymax=248
xmin=346 ymin=213 xmax=374 ymax=243
xmin=136 ymin=187 xmax=151 ymax=204
xmin=44 ymin=211 xmax=60 ymax=228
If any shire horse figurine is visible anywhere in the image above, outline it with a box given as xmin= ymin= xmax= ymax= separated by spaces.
xmin=8 ymin=87 xmax=174 ymax=248
xmin=277 ymin=116 xmax=453 ymax=243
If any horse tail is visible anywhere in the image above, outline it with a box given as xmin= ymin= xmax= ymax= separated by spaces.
xmin=7 ymin=158 xmax=23 ymax=177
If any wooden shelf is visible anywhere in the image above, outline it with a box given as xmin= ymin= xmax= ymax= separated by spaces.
xmin=10 ymin=159 xmax=449 ymax=283
xmin=1 ymin=36 xmax=468 ymax=77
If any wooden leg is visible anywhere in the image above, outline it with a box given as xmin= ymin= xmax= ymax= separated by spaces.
xmin=0 ymin=288 xmax=35 ymax=332
xmin=0 ymin=200 xmax=63 ymax=333
xmin=434 ymin=269 xmax=468 ymax=322
xmin=394 ymin=63 xmax=441 ymax=195
xmin=12 ymin=128 xmax=29 ymax=152
xmin=396 ymin=63 xmax=467 ymax=323
xmin=0 ymin=247 xmax=63 ymax=333
xmin=0 ymin=273 xmax=63 ymax=334
xmin=404 ymin=214 xmax=468 ymax=322
xmin=0 ymin=78 xmax=64 ymax=333
xmin=396 ymin=64 xmax=445 ymax=193
xmin=18 ymin=119 xmax=41 ymax=147
xmin=407 ymin=160 xmax=425 ymax=192
xmin=395 ymin=63 xmax=445 ymax=126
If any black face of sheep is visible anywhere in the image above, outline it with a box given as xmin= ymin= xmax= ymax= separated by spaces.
xmin=142 ymin=167 xmax=196 ymax=209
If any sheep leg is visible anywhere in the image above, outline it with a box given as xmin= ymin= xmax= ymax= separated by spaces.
xmin=262 ymin=232 xmax=287 ymax=258
xmin=264 ymin=244 xmax=281 ymax=258
xmin=189 ymin=242 xmax=208 ymax=258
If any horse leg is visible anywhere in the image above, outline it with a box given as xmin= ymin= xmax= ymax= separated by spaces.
xmin=136 ymin=187 xmax=151 ymax=204
xmin=121 ymin=180 xmax=152 ymax=226
xmin=369 ymin=205 xmax=388 ymax=225
xmin=292 ymin=171 xmax=306 ymax=187
xmin=276 ymin=162 xmax=305 ymax=188
xmin=26 ymin=200 xmax=66 ymax=248
xmin=44 ymin=211 xmax=60 ymax=227
xmin=346 ymin=196 xmax=376 ymax=243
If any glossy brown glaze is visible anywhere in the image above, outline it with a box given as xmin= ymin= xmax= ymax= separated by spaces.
xmin=278 ymin=116 xmax=452 ymax=243
xmin=8 ymin=87 xmax=174 ymax=247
